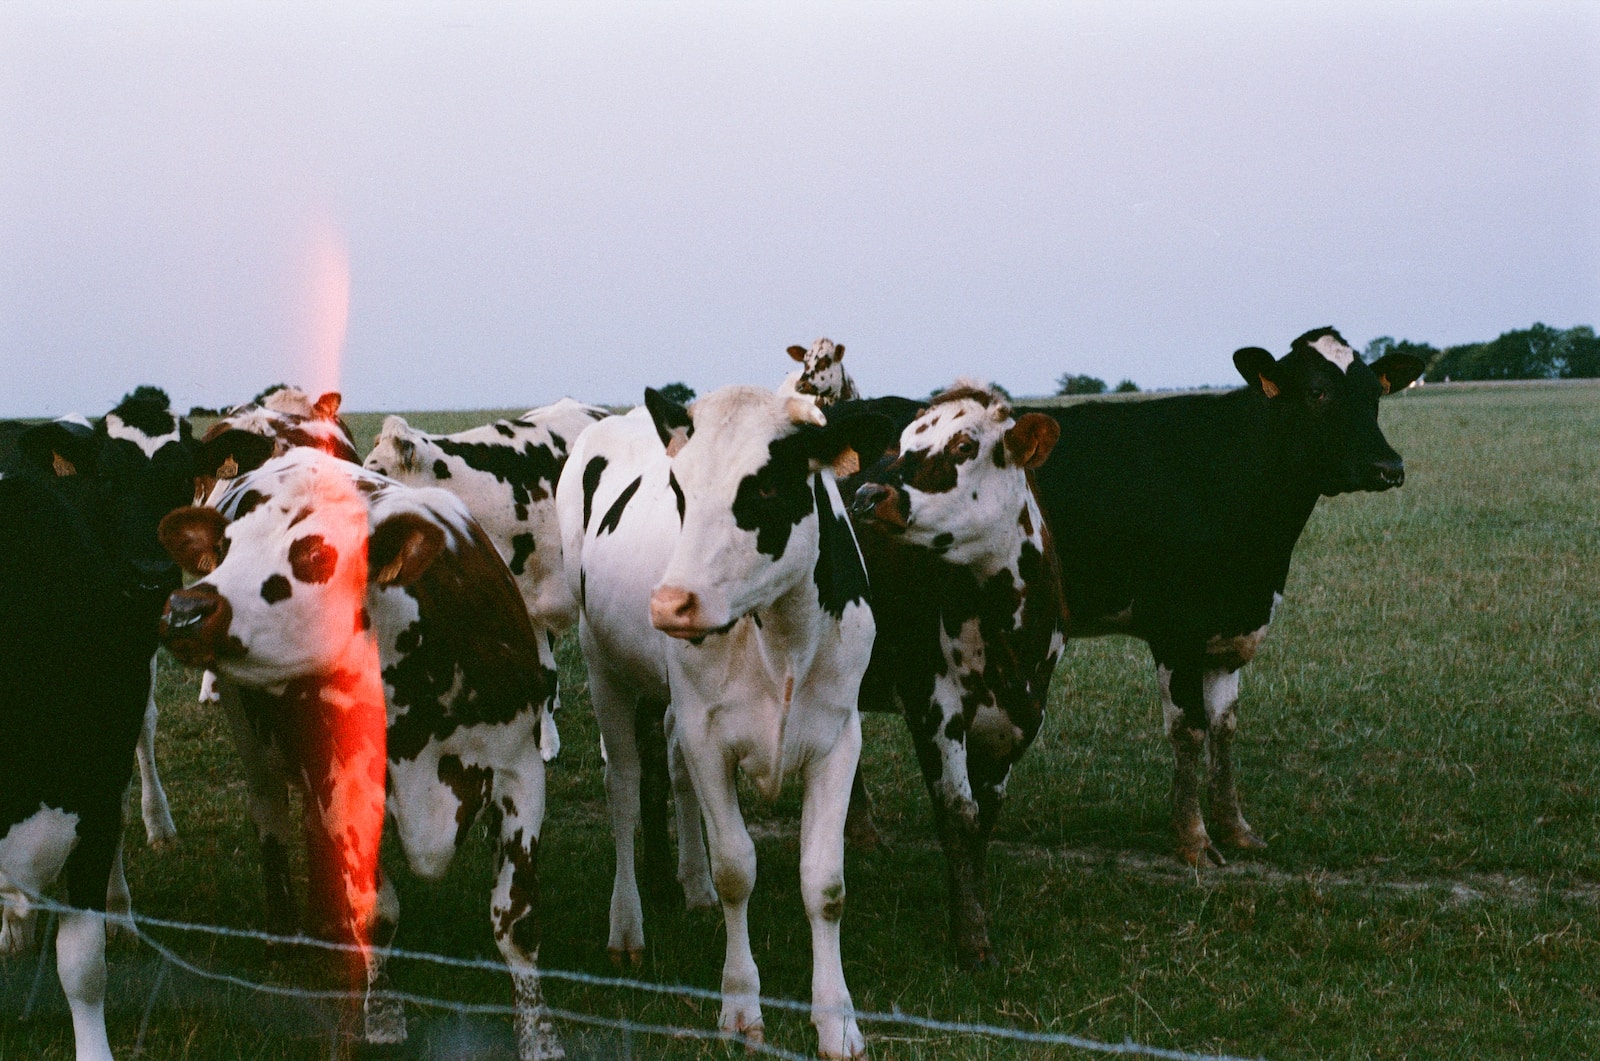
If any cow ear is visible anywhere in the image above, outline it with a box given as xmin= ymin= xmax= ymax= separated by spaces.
xmin=160 ymin=507 xmax=229 ymax=576
xmin=832 ymin=343 xmax=845 ymax=363
xmin=312 ymin=392 xmax=343 ymax=419
xmin=19 ymin=420 xmax=98 ymax=477
xmin=787 ymin=345 xmax=808 ymax=363
xmin=1234 ymin=346 xmax=1282 ymax=398
xmin=1368 ymin=353 xmax=1425 ymax=396
xmin=368 ymin=511 xmax=446 ymax=587
xmin=644 ymin=388 xmax=693 ymax=456
xmin=196 ymin=429 xmax=278 ymax=480
xmin=1003 ymin=413 xmax=1061 ymax=469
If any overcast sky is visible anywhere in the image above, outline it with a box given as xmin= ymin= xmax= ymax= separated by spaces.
xmin=2 ymin=1 xmax=1597 ymax=418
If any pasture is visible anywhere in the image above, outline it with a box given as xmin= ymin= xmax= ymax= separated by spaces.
xmin=3 ymin=381 xmax=1598 ymax=1059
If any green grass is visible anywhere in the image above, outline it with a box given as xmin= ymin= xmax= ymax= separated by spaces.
xmin=4 ymin=382 xmax=1598 ymax=1059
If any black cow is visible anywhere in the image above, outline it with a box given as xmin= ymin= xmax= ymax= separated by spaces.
xmin=1023 ymin=326 xmax=1424 ymax=866
xmin=1 ymin=413 xmax=196 ymax=1061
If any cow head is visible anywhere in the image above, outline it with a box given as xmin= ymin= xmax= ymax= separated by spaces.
xmin=192 ymin=391 xmax=361 ymax=503
xmin=644 ymin=385 xmax=891 ymax=639
xmin=363 ymin=415 xmax=423 ymax=477
xmin=15 ymin=414 xmax=197 ymax=604
xmin=158 ymin=451 xmax=446 ymax=686
xmin=784 ymin=338 xmax=858 ymax=407
xmin=852 ymin=383 xmax=1059 ymax=566
xmin=1234 ymin=326 xmax=1425 ymax=496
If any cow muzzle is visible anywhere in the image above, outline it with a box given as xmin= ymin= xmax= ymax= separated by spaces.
xmin=650 ymin=585 xmax=720 ymax=640
xmin=159 ymin=586 xmax=236 ymax=667
xmin=850 ymin=482 xmax=908 ymax=530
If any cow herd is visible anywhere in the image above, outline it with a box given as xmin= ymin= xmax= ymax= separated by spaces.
xmin=0 ymin=327 xmax=1424 ymax=1061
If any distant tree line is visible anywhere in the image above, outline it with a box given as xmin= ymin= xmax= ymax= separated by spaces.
xmin=1367 ymin=323 xmax=1600 ymax=383
xmin=1056 ymin=374 xmax=1139 ymax=396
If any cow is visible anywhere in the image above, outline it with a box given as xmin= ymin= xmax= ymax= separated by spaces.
xmin=778 ymin=338 xmax=860 ymax=408
xmin=364 ymin=397 xmax=611 ymax=761
xmin=99 ymin=387 xmax=193 ymax=852
xmin=556 ymin=386 xmax=893 ymax=1058
xmin=844 ymin=383 xmax=1064 ymax=969
xmin=157 ymin=449 xmax=562 ymax=1060
xmin=1 ymin=413 xmax=197 ymax=1061
xmin=1020 ymin=326 xmax=1425 ymax=867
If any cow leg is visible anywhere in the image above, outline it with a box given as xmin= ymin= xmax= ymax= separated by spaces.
xmin=363 ymin=869 xmax=407 ymax=1046
xmin=103 ymin=832 xmax=133 ymax=939
xmin=0 ymin=807 xmax=81 ymax=956
xmin=488 ymin=759 xmax=563 ymax=1061
xmin=843 ymin=769 xmax=881 ymax=850
xmin=135 ymin=657 xmax=177 ymax=848
xmin=538 ymin=630 xmax=561 ymax=763
xmin=1158 ymin=660 xmax=1222 ymax=867
xmin=634 ymin=695 xmax=679 ymax=904
xmin=663 ymin=711 xmax=715 ymax=909
xmin=55 ymin=905 xmax=113 ymax=1061
xmin=219 ymin=684 xmax=298 ymax=935
xmin=906 ymin=680 xmax=993 ymax=968
xmin=679 ymin=740 xmax=762 ymax=1043
xmin=587 ymin=665 xmax=648 ymax=963
xmin=1203 ymin=667 xmax=1265 ymax=852
xmin=798 ymin=711 xmax=865 ymax=1060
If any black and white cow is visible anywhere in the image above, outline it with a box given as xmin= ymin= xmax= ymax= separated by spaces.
xmin=364 ymin=398 xmax=611 ymax=761
xmin=1 ymin=412 xmax=197 ymax=1061
xmin=158 ymin=449 xmax=562 ymax=1060
xmin=557 ymin=386 xmax=893 ymax=1058
xmin=778 ymin=338 xmax=860 ymax=408
xmin=846 ymin=384 xmax=1064 ymax=969
xmin=1021 ymin=326 xmax=1425 ymax=866
xmin=192 ymin=386 xmax=359 ymax=505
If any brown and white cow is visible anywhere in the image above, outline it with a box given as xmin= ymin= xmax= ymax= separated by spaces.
xmin=557 ymin=386 xmax=894 ymax=1058
xmin=846 ymin=383 xmax=1064 ymax=969
xmin=778 ymin=338 xmax=859 ymax=409
xmin=158 ymin=449 xmax=562 ymax=1060
xmin=364 ymin=398 xmax=610 ymax=761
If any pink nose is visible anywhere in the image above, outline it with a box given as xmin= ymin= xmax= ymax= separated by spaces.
xmin=649 ymin=586 xmax=700 ymax=634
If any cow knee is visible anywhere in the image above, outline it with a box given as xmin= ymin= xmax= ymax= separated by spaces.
xmin=711 ymin=839 xmax=756 ymax=906
xmin=55 ymin=908 xmax=107 ymax=1004
xmin=802 ymin=873 xmax=847 ymax=923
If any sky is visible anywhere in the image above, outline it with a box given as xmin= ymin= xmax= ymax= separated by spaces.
xmin=2 ymin=1 xmax=1597 ymax=418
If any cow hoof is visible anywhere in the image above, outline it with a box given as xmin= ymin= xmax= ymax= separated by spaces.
xmin=818 ymin=1016 xmax=867 ymax=1059
xmin=1177 ymin=838 xmax=1226 ymax=868
xmin=607 ymin=945 xmax=644 ymax=968
xmin=843 ymin=815 xmax=881 ymax=851
xmin=956 ymin=940 xmax=996 ymax=971
xmin=1223 ymin=827 xmax=1268 ymax=852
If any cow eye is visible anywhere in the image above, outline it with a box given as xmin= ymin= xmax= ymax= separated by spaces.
xmin=952 ymin=438 xmax=977 ymax=458
xmin=758 ymin=483 xmax=779 ymax=501
xmin=1308 ymin=386 xmax=1329 ymax=403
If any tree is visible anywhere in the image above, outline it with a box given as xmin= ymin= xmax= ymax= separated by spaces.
xmin=656 ymin=382 xmax=695 ymax=405
xmin=1114 ymin=379 xmax=1139 ymax=393
xmin=1056 ymin=374 xmax=1106 ymax=396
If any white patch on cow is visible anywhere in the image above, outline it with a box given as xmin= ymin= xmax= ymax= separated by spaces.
xmin=1310 ymin=333 xmax=1356 ymax=373
xmin=0 ymin=805 xmax=82 ymax=954
xmin=104 ymin=412 xmax=181 ymax=457
xmin=1202 ymin=667 xmax=1241 ymax=728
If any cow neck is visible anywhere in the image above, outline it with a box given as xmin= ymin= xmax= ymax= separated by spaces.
xmin=1244 ymin=393 xmax=1327 ymax=572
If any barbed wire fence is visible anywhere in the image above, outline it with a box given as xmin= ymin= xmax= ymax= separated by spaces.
xmin=2 ymin=894 xmax=1266 ymax=1061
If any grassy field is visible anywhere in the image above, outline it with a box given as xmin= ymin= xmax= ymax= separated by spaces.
xmin=4 ymin=382 xmax=1598 ymax=1059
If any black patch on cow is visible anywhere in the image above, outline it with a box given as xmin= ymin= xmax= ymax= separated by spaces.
xmin=437 ymin=754 xmax=493 ymax=850
xmin=811 ymin=474 xmax=871 ymax=619
xmin=732 ymin=431 xmax=815 ymax=560
xmin=495 ymin=423 xmax=515 ymax=438
xmin=432 ymin=459 xmax=451 ymax=480
xmin=579 ymin=566 xmax=586 ymax=609
xmin=432 ymin=435 xmax=562 ymax=519
xmin=597 ymin=476 xmax=641 ymax=537
xmin=107 ymin=387 xmax=178 ymax=440
xmin=288 ymin=535 xmax=337 ymax=584
xmin=261 ymin=573 xmax=293 ymax=603
xmin=509 ymin=532 xmax=536 ymax=575
xmin=355 ymin=607 xmax=371 ymax=632
xmin=581 ymin=456 xmax=608 ymax=531
xmin=233 ymin=489 xmax=267 ymax=519
xmin=288 ymin=507 xmax=311 ymax=528
xmin=668 ymin=470 xmax=686 ymax=524
xmin=932 ymin=532 xmax=954 ymax=551
xmin=902 ymin=448 xmax=959 ymax=494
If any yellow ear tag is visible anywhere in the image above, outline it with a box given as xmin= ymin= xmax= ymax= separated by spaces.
xmin=1259 ymin=376 xmax=1280 ymax=399
xmin=52 ymin=452 xmax=77 ymax=477
xmin=218 ymin=456 xmax=240 ymax=479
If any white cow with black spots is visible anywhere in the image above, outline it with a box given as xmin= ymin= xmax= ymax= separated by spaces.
xmin=158 ymin=450 xmax=562 ymax=1060
xmin=365 ymin=397 xmax=610 ymax=761
xmin=557 ymin=385 xmax=893 ymax=1058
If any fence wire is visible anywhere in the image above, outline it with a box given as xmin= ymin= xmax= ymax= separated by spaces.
xmin=3 ymin=892 xmax=1267 ymax=1061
